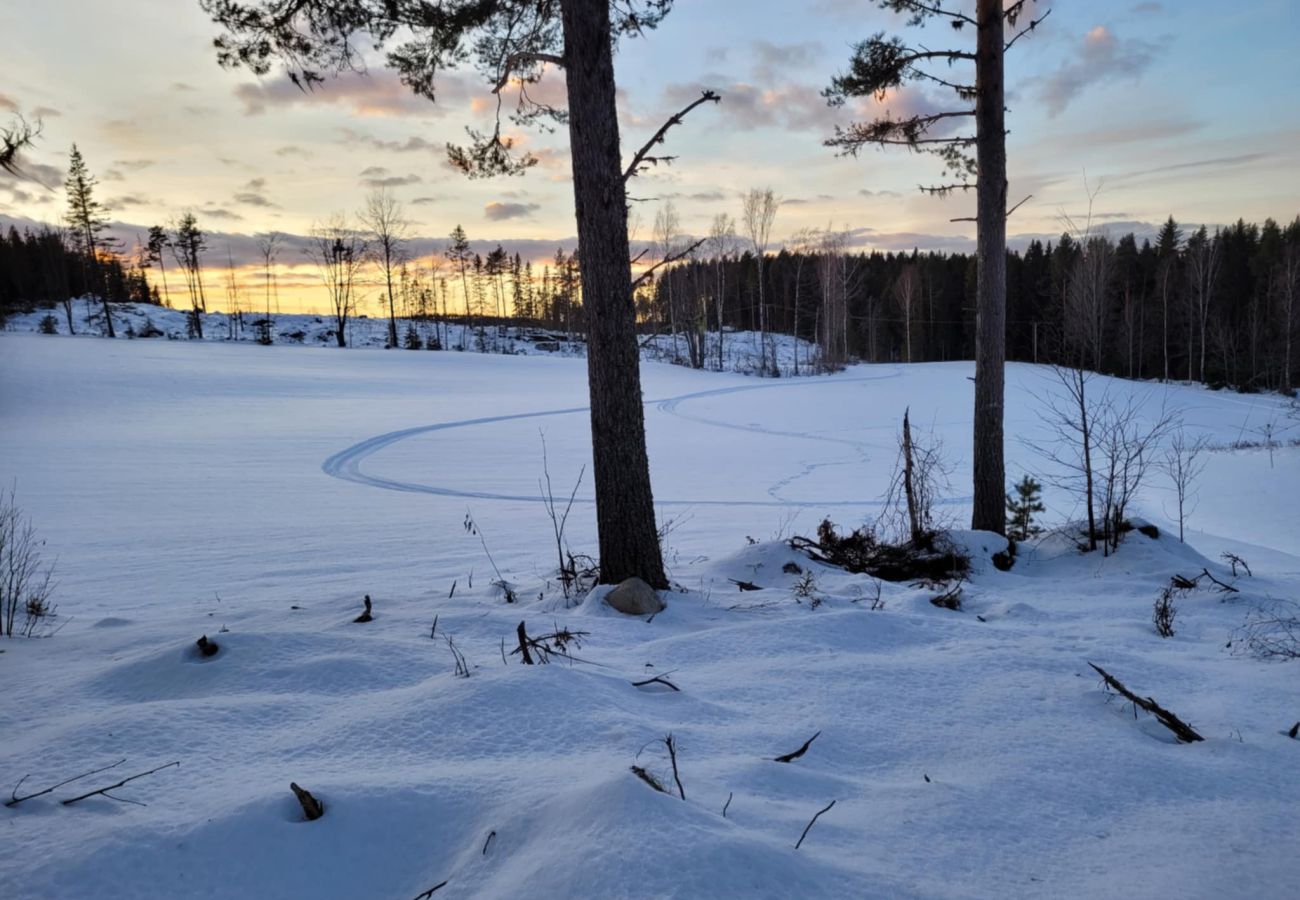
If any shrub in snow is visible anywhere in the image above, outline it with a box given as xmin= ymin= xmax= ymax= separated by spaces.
xmin=1153 ymin=585 xmax=1178 ymax=638
xmin=791 ymin=519 xmax=969 ymax=583
xmin=38 ymin=314 xmax=58 ymax=334
xmin=0 ymin=485 xmax=58 ymax=638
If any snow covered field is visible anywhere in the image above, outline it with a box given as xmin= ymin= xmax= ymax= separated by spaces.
xmin=1 ymin=333 xmax=1298 ymax=899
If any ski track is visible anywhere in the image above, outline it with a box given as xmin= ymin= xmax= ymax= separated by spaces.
xmin=321 ymin=368 xmax=969 ymax=509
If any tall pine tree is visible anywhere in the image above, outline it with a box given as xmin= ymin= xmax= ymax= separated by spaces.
xmin=65 ymin=144 xmax=114 ymax=337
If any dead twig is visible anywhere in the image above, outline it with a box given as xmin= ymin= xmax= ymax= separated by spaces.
xmin=7 ymin=759 xmax=126 ymax=808
xmin=729 ymin=578 xmax=762 ymax=592
xmin=632 ymin=673 xmax=680 ymax=692
xmin=1088 ymin=663 xmax=1203 ymax=743
xmin=795 ymin=800 xmax=837 ymax=850
xmin=664 ymin=733 xmax=685 ymax=801
xmin=630 ymin=765 xmax=666 ymax=793
xmin=353 ymin=594 xmax=373 ymax=623
xmin=773 ymin=731 xmax=821 ymax=763
xmin=721 ymin=791 xmax=733 ymax=818
xmin=1222 ymin=552 xmax=1252 ymax=577
xmin=412 ymin=880 xmax=449 ymax=899
xmin=60 ymin=761 xmax=180 ymax=806
xmin=482 ymin=830 xmax=496 ymax=855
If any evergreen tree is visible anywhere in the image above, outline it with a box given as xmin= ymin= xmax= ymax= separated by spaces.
xmin=824 ymin=0 xmax=1051 ymax=536
xmin=1006 ymin=474 xmax=1045 ymax=541
xmin=65 ymin=144 xmax=115 ymax=337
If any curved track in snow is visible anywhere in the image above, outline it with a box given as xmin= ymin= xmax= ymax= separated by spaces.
xmin=322 ymin=367 xmax=971 ymax=508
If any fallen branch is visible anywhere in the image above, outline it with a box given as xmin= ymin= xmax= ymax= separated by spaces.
xmin=664 ymin=733 xmax=685 ymax=801
xmin=515 ymin=621 xmax=535 ymax=665
xmin=729 ymin=578 xmax=762 ymax=592
xmin=1222 ymin=552 xmax=1252 ymax=578
xmin=631 ymin=673 xmax=680 ymax=692
xmin=773 ymin=731 xmax=821 ymax=763
xmin=1088 ymin=663 xmax=1203 ymax=743
xmin=794 ymin=800 xmax=837 ymax=850
xmin=482 ymin=830 xmax=496 ymax=855
xmin=1288 ymin=721 xmax=1298 ymax=739
xmin=721 ymin=791 xmax=733 ymax=818
xmin=289 ymin=781 xmax=324 ymax=821
xmin=61 ymin=761 xmax=180 ymax=806
xmin=7 ymin=759 xmax=126 ymax=808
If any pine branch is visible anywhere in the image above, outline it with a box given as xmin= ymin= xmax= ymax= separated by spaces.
xmin=492 ymin=51 xmax=566 ymax=93
xmin=1004 ymin=8 xmax=1052 ymax=53
xmin=623 ymin=90 xmax=720 ymax=182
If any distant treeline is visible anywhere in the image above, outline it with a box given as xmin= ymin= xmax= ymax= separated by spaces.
xmin=648 ymin=216 xmax=1300 ymax=392
xmin=0 ymin=225 xmax=159 ymax=328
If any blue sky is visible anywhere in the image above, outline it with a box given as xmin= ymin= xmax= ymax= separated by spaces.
xmin=1 ymin=0 xmax=1297 ymax=307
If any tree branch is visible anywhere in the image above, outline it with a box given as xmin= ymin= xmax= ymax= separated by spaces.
xmin=1005 ymin=8 xmax=1052 ymax=53
xmin=61 ymin=761 xmax=180 ymax=806
xmin=7 ymin=759 xmax=126 ymax=808
xmin=632 ymin=237 xmax=706 ymax=288
xmin=492 ymin=51 xmax=566 ymax=93
xmin=896 ymin=1 xmax=976 ymax=27
xmin=623 ymin=90 xmax=720 ymax=182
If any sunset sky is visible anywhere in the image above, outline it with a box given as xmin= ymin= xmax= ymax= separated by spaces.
xmin=2 ymin=0 xmax=1298 ymax=314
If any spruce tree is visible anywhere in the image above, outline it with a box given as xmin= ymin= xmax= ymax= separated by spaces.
xmin=65 ymin=144 xmax=114 ymax=337
xmin=1006 ymin=474 xmax=1045 ymax=541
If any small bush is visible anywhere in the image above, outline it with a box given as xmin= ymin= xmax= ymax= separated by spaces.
xmin=1153 ymin=586 xmax=1177 ymax=637
xmin=38 ymin=314 xmax=59 ymax=334
xmin=403 ymin=323 xmax=423 ymax=350
xmin=1 ymin=485 xmax=58 ymax=638
xmin=1005 ymin=474 xmax=1044 ymax=541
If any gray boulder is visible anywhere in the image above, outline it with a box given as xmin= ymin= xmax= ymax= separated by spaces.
xmin=605 ymin=577 xmax=665 ymax=616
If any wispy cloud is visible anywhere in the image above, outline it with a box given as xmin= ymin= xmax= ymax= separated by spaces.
xmin=1039 ymin=26 xmax=1163 ymax=117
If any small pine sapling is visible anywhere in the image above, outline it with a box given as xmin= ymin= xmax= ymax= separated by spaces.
xmin=1005 ymin=474 xmax=1045 ymax=541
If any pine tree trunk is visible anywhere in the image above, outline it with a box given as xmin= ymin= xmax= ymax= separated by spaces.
xmin=560 ymin=0 xmax=667 ymax=588
xmin=971 ymin=0 xmax=1007 ymax=535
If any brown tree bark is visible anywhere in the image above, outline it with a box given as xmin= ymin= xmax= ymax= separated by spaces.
xmin=971 ymin=0 xmax=1007 ymax=535
xmin=559 ymin=0 xmax=667 ymax=588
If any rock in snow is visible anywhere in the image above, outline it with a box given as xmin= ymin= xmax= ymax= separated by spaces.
xmin=604 ymin=577 xmax=665 ymax=615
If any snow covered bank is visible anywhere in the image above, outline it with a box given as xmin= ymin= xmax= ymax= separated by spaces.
xmin=1 ymin=335 xmax=1298 ymax=899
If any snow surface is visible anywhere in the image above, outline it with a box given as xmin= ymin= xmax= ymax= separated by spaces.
xmin=1 ymin=332 xmax=1298 ymax=899
xmin=3 ymin=299 xmax=819 ymax=377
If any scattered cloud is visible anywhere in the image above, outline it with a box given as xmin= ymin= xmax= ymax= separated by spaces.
xmin=339 ymin=128 xmax=443 ymax=154
xmin=0 ymin=93 xmax=18 ymax=113
xmin=358 ymin=165 xmax=422 ymax=188
xmin=201 ymin=207 xmax=243 ymax=221
xmin=411 ymin=197 xmax=438 ymax=206
xmin=485 ymin=201 xmax=540 ymax=221
xmin=171 ymin=82 xmax=198 ymax=92
xmin=274 ymin=145 xmax=313 ymax=159
xmin=235 ymin=70 xmax=471 ymax=118
xmin=749 ymin=40 xmax=824 ymax=83
xmin=1039 ymin=26 xmax=1163 ymax=117
xmin=31 ymin=106 xmax=61 ymax=119
xmin=1132 ymin=2 xmax=1163 ymax=13
xmin=104 ymin=193 xmax=151 ymax=211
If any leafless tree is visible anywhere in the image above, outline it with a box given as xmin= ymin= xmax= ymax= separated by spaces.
xmin=742 ymin=187 xmax=780 ymax=375
xmin=360 ymin=188 xmax=410 ymax=349
xmin=307 ymin=214 xmax=368 ymax=349
xmin=706 ymin=213 xmax=735 ymax=371
xmin=255 ymin=230 xmax=283 ymax=342
xmin=1161 ymin=430 xmax=1209 ymax=542
xmin=653 ymin=200 xmax=683 ymax=362
xmin=1278 ymin=240 xmax=1299 ymax=392
xmin=1186 ymin=227 xmax=1222 ymax=382
xmin=1092 ymin=396 xmax=1177 ymax=554
xmin=815 ymin=227 xmax=850 ymax=370
xmin=894 ymin=263 xmax=921 ymax=363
